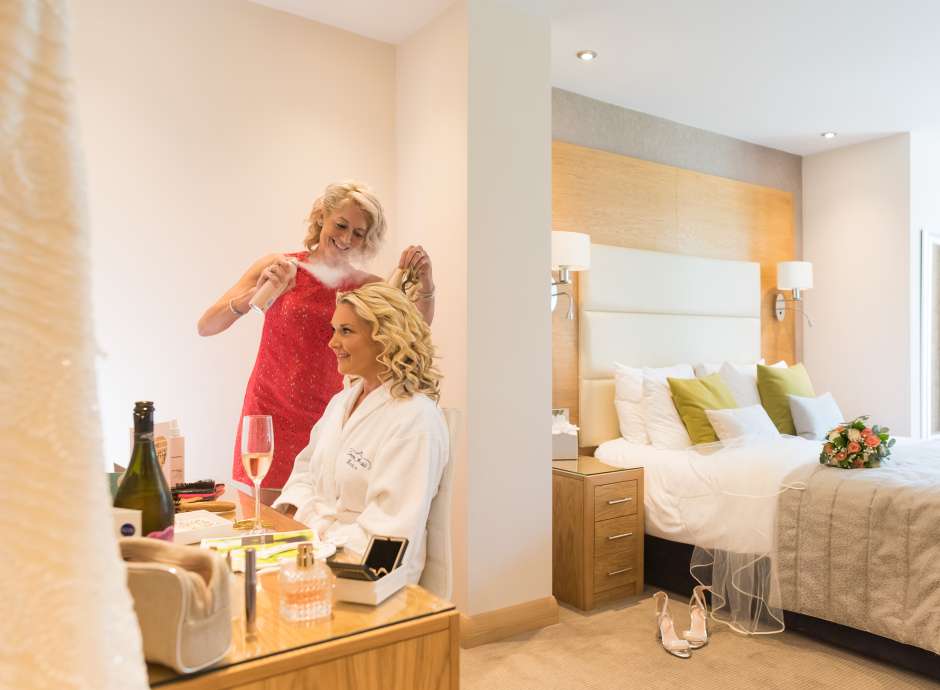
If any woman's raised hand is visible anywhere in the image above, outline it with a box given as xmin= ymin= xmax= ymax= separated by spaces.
xmin=398 ymin=245 xmax=434 ymax=295
xmin=257 ymin=256 xmax=297 ymax=293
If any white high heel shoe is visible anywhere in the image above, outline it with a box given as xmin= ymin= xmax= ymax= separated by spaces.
xmin=653 ymin=591 xmax=692 ymax=659
xmin=683 ymin=585 xmax=709 ymax=649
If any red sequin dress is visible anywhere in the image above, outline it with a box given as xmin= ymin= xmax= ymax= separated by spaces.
xmin=233 ymin=252 xmax=364 ymax=488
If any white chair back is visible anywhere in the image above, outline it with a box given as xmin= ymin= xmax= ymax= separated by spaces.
xmin=419 ymin=407 xmax=459 ymax=601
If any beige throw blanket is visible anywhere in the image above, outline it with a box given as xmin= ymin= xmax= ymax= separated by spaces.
xmin=776 ymin=441 xmax=940 ymax=655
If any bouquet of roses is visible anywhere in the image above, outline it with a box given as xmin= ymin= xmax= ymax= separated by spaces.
xmin=820 ymin=415 xmax=895 ymax=469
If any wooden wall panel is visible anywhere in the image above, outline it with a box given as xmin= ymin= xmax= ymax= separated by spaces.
xmin=552 ymin=140 xmax=796 ymax=425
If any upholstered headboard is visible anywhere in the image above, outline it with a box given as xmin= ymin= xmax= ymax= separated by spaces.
xmin=579 ymin=245 xmax=762 ymax=447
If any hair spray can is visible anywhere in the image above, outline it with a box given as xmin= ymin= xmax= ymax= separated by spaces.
xmin=249 ymin=260 xmax=297 ymax=314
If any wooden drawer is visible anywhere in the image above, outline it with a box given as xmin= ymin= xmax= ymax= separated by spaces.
xmin=593 ymin=548 xmax=636 ymax=593
xmin=594 ymin=481 xmax=637 ymax=521
xmin=594 ymin=515 xmax=638 ymax=559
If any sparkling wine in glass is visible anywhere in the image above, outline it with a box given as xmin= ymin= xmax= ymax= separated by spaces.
xmin=241 ymin=415 xmax=274 ymax=533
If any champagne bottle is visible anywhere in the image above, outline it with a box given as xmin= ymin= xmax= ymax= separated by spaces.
xmin=114 ymin=401 xmax=175 ymax=540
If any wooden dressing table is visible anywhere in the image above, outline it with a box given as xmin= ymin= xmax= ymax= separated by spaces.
xmin=147 ymin=493 xmax=459 ymax=689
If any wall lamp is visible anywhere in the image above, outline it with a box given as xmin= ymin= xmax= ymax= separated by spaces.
xmin=775 ymin=261 xmax=813 ymax=326
xmin=551 ymin=231 xmax=591 ymax=319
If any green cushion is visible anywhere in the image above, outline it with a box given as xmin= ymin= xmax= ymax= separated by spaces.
xmin=667 ymin=373 xmax=738 ymax=444
xmin=756 ymin=363 xmax=815 ymax=435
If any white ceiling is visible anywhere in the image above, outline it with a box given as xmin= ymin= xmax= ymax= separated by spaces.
xmin=249 ymin=0 xmax=454 ymax=45
xmin=250 ymin=0 xmax=940 ymax=156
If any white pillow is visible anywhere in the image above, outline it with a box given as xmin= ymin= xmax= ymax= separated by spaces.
xmin=719 ymin=360 xmax=786 ymax=407
xmin=695 ymin=358 xmax=766 ymax=379
xmin=613 ymin=363 xmax=648 ymax=445
xmin=705 ymin=405 xmax=781 ymax=442
xmin=642 ymin=364 xmax=695 ymax=449
xmin=693 ymin=362 xmax=723 ymax=378
xmin=788 ymin=392 xmax=844 ymax=440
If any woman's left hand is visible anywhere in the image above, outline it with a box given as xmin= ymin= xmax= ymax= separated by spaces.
xmin=399 ymin=245 xmax=434 ymax=294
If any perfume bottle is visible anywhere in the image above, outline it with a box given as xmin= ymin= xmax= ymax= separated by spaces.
xmin=279 ymin=542 xmax=334 ymax=622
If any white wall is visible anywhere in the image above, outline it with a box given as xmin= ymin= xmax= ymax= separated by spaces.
xmin=74 ymin=0 xmax=553 ymax=620
xmin=70 ymin=0 xmax=397 ymax=476
xmin=803 ymin=134 xmax=914 ymax=434
xmin=395 ymin=2 xmax=470 ymax=608
xmin=397 ymin=0 xmax=552 ymax=616
xmin=466 ymin=0 xmax=552 ymax=615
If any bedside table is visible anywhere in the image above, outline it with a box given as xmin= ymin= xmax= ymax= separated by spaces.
xmin=552 ymin=457 xmax=644 ymax=610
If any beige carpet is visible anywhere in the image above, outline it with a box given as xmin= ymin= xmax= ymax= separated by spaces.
xmin=461 ymin=592 xmax=939 ymax=690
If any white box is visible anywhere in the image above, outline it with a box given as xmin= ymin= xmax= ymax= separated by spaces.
xmin=552 ymin=431 xmax=578 ymax=459
xmin=129 ymin=420 xmax=185 ymax=487
xmin=334 ymin=566 xmax=408 ymax=606
xmin=173 ymin=510 xmax=240 ymax=544
xmin=112 ymin=507 xmax=142 ymax=539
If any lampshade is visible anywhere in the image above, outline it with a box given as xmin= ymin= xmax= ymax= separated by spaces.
xmin=777 ymin=261 xmax=813 ymax=290
xmin=551 ymin=231 xmax=591 ymax=271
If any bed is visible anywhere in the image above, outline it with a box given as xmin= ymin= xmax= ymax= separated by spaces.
xmin=577 ymin=244 xmax=940 ymax=679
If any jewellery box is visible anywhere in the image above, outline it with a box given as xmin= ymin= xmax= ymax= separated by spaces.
xmin=330 ymin=535 xmax=409 ymax=606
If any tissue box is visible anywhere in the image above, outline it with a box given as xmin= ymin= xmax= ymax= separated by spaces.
xmin=552 ymin=431 xmax=578 ymax=460
xmin=334 ymin=566 xmax=408 ymax=606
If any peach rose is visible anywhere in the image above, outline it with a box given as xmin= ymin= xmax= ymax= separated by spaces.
xmin=853 ymin=458 xmax=864 ymax=468
xmin=861 ymin=427 xmax=873 ymax=437
xmin=865 ymin=434 xmax=881 ymax=448
xmin=835 ymin=451 xmax=847 ymax=461
xmin=847 ymin=441 xmax=861 ymax=453
xmin=824 ymin=443 xmax=834 ymax=454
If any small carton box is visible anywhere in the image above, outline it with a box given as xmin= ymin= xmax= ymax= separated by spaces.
xmin=112 ymin=507 xmax=142 ymax=539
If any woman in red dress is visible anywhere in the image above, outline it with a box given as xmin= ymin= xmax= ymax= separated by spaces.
xmin=198 ymin=181 xmax=435 ymax=500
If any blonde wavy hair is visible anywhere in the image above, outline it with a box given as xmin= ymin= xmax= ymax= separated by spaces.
xmin=304 ymin=181 xmax=386 ymax=258
xmin=336 ymin=283 xmax=442 ymax=402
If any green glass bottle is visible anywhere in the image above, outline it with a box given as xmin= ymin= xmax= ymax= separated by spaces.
xmin=114 ymin=401 xmax=175 ymax=540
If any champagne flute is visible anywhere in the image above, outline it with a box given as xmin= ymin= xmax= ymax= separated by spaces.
xmin=241 ymin=415 xmax=274 ymax=534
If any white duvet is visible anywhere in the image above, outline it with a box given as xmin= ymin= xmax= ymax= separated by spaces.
xmin=596 ymin=435 xmax=934 ymax=553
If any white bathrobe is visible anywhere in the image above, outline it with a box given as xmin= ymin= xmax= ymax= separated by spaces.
xmin=274 ymin=380 xmax=448 ymax=585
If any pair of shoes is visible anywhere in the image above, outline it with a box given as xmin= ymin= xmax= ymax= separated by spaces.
xmin=653 ymin=587 xmax=709 ymax=658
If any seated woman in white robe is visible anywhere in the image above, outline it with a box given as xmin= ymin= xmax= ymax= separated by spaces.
xmin=273 ymin=282 xmax=448 ymax=585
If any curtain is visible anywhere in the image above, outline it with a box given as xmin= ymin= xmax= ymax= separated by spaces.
xmin=0 ymin=1 xmax=147 ymax=687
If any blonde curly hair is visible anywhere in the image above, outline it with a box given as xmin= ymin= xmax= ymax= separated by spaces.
xmin=304 ymin=181 xmax=386 ymax=258
xmin=336 ymin=283 xmax=441 ymax=402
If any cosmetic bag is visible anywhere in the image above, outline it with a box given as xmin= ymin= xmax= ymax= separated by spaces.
xmin=121 ymin=538 xmax=231 ymax=673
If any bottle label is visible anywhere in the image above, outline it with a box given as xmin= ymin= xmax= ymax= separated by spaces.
xmin=146 ymin=525 xmax=175 ymax=541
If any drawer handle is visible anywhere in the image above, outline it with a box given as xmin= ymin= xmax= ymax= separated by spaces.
xmin=608 ymin=567 xmax=633 ymax=577
xmin=607 ymin=532 xmax=633 ymax=541
xmin=607 ymin=497 xmax=632 ymax=505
